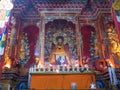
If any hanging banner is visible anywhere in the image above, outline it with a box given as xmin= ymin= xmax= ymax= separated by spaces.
xmin=0 ymin=28 xmax=7 ymax=55
xmin=0 ymin=0 xmax=13 ymax=55
xmin=112 ymin=0 xmax=120 ymax=41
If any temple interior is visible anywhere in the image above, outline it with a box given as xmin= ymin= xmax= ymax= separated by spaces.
xmin=0 ymin=0 xmax=120 ymax=90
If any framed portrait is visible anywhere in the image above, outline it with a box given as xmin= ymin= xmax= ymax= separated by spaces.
xmin=55 ymin=54 xmax=66 ymax=65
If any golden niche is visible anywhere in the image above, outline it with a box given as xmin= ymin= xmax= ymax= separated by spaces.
xmin=49 ymin=36 xmax=71 ymax=65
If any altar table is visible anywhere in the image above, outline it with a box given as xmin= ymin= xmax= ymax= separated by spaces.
xmin=30 ymin=72 xmax=96 ymax=89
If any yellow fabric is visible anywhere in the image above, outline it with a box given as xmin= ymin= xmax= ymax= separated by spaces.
xmin=1 ymin=34 xmax=6 ymax=41
xmin=112 ymin=0 xmax=120 ymax=10
xmin=30 ymin=73 xmax=96 ymax=89
xmin=49 ymin=44 xmax=70 ymax=64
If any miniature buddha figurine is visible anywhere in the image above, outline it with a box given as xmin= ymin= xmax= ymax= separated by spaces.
xmin=18 ymin=64 xmax=28 ymax=76
xmin=49 ymin=36 xmax=71 ymax=65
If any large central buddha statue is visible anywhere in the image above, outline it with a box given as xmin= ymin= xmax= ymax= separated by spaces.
xmin=49 ymin=36 xmax=71 ymax=65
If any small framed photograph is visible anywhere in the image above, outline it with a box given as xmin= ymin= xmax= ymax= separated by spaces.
xmin=55 ymin=54 xmax=66 ymax=65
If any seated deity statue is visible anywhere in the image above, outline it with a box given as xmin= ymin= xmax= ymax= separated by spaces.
xmin=49 ymin=36 xmax=71 ymax=65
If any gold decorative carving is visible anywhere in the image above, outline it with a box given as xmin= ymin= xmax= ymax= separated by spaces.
xmin=112 ymin=0 xmax=120 ymax=10
xmin=106 ymin=23 xmax=120 ymax=63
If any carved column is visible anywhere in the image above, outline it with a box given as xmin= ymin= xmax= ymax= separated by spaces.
xmin=75 ymin=15 xmax=82 ymax=65
xmin=15 ymin=16 xmax=21 ymax=59
xmin=96 ymin=16 xmax=103 ymax=58
xmin=40 ymin=14 xmax=45 ymax=66
xmin=98 ymin=14 xmax=110 ymax=59
xmin=36 ymin=20 xmax=42 ymax=65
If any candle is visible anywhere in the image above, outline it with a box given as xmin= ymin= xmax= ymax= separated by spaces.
xmin=67 ymin=65 xmax=70 ymax=72
xmin=48 ymin=65 xmax=50 ymax=72
xmin=34 ymin=65 xmax=36 ymax=72
xmin=64 ymin=64 xmax=67 ymax=71
xmin=81 ymin=65 xmax=84 ymax=72
xmin=57 ymin=65 xmax=60 ymax=71
xmin=43 ymin=67 xmax=46 ymax=72
xmin=30 ymin=67 xmax=33 ymax=73
xmin=56 ymin=69 xmax=59 ymax=73
xmin=50 ymin=64 xmax=52 ymax=72
xmin=72 ymin=65 xmax=75 ymax=72
xmin=86 ymin=64 xmax=89 ymax=72
xmin=37 ymin=65 xmax=41 ymax=72
xmin=77 ymin=65 xmax=79 ymax=72
xmin=62 ymin=65 xmax=65 ymax=72
xmin=53 ymin=66 xmax=55 ymax=72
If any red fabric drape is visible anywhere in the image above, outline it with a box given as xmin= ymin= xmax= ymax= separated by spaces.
xmin=23 ymin=25 xmax=39 ymax=67
xmin=80 ymin=25 xmax=95 ymax=57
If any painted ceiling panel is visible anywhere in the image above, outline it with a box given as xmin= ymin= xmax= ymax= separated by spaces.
xmin=13 ymin=0 xmax=113 ymax=18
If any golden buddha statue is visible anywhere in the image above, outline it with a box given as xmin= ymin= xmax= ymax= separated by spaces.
xmin=49 ymin=36 xmax=71 ymax=65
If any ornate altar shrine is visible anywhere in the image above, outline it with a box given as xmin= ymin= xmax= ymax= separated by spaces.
xmin=0 ymin=0 xmax=120 ymax=90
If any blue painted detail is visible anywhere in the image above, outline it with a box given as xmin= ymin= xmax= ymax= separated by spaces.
xmin=17 ymin=81 xmax=28 ymax=90
xmin=6 ymin=10 xmax=11 ymax=17
xmin=96 ymin=80 xmax=105 ymax=88
xmin=3 ymin=28 xmax=7 ymax=34
xmin=0 ymin=84 xmax=3 ymax=89
xmin=0 ymin=34 xmax=2 ymax=40
xmin=117 ymin=78 xmax=120 ymax=89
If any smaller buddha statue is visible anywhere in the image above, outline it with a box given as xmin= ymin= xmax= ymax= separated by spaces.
xmin=49 ymin=36 xmax=71 ymax=65
xmin=18 ymin=64 xmax=28 ymax=76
